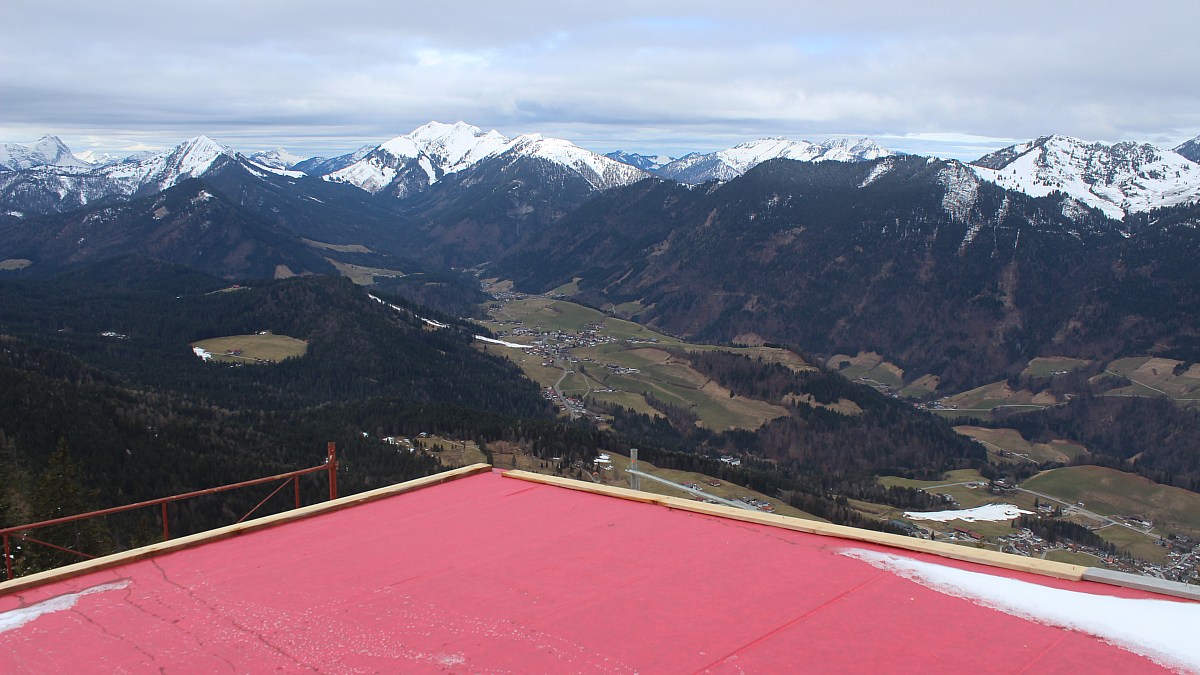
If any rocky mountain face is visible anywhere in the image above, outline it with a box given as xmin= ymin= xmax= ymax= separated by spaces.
xmin=390 ymin=145 xmax=632 ymax=266
xmin=0 ymin=136 xmax=268 ymax=216
xmin=493 ymin=156 xmax=1199 ymax=390
xmin=1175 ymin=135 xmax=1200 ymax=163
xmin=970 ymin=135 xmax=1200 ymax=219
xmin=604 ymin=151 xmax=674 ymax=172
xmin=323 ymin=121 xmax=649 ymax=200
xmin=3 ymin=127 xmax=1199 ymax=383
xmin=0 ymin=175 xmax=337 ymax=280
xmin=0 ymin=136 xmax=91 ymax=171
xmin=652 ymin=137 xmax=894 ymax=184
xmin=290 ymin=145 xmax=375 ymax=176
xmin=249 ymin=147 xmax=306 ymax=170
xmin=0 ymin=125 xmax=655 ymax=269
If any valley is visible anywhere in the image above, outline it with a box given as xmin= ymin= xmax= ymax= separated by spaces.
xmin=463 ymin=283 xmax=1200 ymax=581
xmin=1 ymin=124 xmax=1198 ymax=589
xmin=476 ymin=284 xmax=809 ymax=432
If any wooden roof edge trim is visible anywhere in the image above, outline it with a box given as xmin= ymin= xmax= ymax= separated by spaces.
xmin=501 ymin=470 xmax=1088 ymax=581
xmin=0 ymin=463 xmax=493 ymax=597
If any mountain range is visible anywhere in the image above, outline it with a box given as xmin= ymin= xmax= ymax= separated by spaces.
xmin=4 ymin=124 xmax=1197 ymax=220
xmin=2 ymin=122 xmax=1199 ymax=391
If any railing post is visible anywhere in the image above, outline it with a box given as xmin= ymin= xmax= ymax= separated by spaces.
xmin=4 ymin=532 xmax=11 ymax=581
xmin=161 ymin=503 xmax=169 ymax=541
xmin=294 ymin=476 xmax=301 ymax=509
xmin=327 ymin=442 xmax=338 ymax=501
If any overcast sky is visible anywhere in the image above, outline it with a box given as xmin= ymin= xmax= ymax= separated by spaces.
xmin=3 ymin=1 xmax=1198 ymax=161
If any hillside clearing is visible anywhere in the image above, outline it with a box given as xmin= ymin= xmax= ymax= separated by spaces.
xmin=190 ymin=333 xmax=307 ymax=363
xmin=1022 ymin=356 xmax=1092 ymax=378
xmin=1021 ymin=466 xmax=1200 ymax=537
xmin=0 ymin=258 xmax=32 ymax=270
xmin=954 ymin=426 xmax=1087 ymax=464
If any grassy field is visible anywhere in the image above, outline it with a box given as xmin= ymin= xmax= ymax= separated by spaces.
xmin=973 ymin=464 xmax=1200 ymax=565
xmin=587 ymin=390 xmax=663 ymax=417
xmin=1101 ymin=356 xmax=1200 ymax=400
xmin=611 ymin=300 xmax=644 ymax=316
xmin=877 ymin=469 xmax=1004 ymax=512
xmin=458 ymin=441 xmax=823 ymax=521
xmin=828 ymin=351 xmax=904 ymax=388
xmin=485 ymin=346 xmax=562 ymax=388
xmin=1043 ymin=548 xmax=1105 ymax=566
xmin=597 ymin=450 xmax=823 ymax=521
xmin=1088 ymin=524 xmax=1169 ymax=564
xmin=190 ymin=333 xmax=307 ymax=363
xmin=480 ymin=297 xmax=796 ymax=431
xmin=875 ymin=469 xmax=1042 ymax=542
xmin=327 ymin=259 xmax=406 ymax=285
xmin=421 ymin=436 xmax=488 ymax=467
xmin=940 ymin=381 xmax=1056 ymax=414
xmin=547 ymin=277 xmax=581 ymax=296
xmin=0 ymin=258 xmax=32 ymax=270
xmin=301 ymin=238 xmax=373 ymax=253
xmin=953 ymin=426 xmax=1088 ymax=464
xmin=1021 ymin=466 xmax=1200 ymax=537
xmin=1022 ymin=356 xmax=1092 ymax=378
xmin=899 ymin=374 xmax=940 ymax=399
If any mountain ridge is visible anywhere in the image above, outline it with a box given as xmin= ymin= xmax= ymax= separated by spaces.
xmin=492 ymin=155 xmax=1198 ymax=390
xmin=324 ymin=121 xmax=649 ymax=198
xmin=970 ymin=134 xmax=1200 ymax=219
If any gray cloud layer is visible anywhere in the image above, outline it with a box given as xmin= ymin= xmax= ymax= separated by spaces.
xmin=3 ymin=1 xmax=1197 ymax=160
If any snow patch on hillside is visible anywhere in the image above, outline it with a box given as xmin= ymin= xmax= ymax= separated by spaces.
xmin=904 ymin=503 xmax=1030 ymax=522
xmin=938 ymin=163 xmax=980 ymax=223
xmin=971 ymin=135 xmax=1200 ymax=219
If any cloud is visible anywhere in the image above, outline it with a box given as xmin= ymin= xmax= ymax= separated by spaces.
xmin=2 ymin=1 xmax=1198 ymax=160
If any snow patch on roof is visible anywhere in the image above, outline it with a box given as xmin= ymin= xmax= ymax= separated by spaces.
xmin=0 ymin=580 xmax=131 ymax=634
xmin=842 ymin=548 xmax=1200 ymax=672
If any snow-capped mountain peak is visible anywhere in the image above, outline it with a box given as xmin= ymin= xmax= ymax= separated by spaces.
xmin=655 ymin=136 xmax=894 ymax=184
xmin=373 ymin=121 xmax=508 ymax=170
xmin=0 ymin=135 xmax=246 ymax=214
xmin=326 ymin=122 xmax=648 ymax=195
xmin=495 ymin=134 xmax=649 ymax=190
xmin=406 ymin=121 xmax=509 ymax=171
xmin=970 ymin=135 xmax=1200 ymax=219
xmin=328 ymin=121 xmax=512 ymax=195
xmin=73 ymin=150 xmax=124 ymax=167
xmin=716 ymin=138 xmax=822 ymax=173
xmin=159 ymin=136 xmax=234 ymax=177
xmin=250 ymin=147 xmax=305 ymax=170
xmin=817 ymin=137 xmax=892 ymax=162
xmin=0 ymin=135 xmax=91 ymax=171
xmin=605 ymin=151 xmax=675 ymax=171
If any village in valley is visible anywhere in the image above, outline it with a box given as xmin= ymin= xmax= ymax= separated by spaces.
xmin=463 ymin=282 xmax=1200 ymax=587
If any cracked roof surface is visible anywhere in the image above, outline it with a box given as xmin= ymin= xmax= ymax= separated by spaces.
xmin=0 ymin=469 xmax=1191 ymax=672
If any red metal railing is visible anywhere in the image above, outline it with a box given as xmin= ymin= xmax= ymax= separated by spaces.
xmin=2 ymin=443 xmax=339 ymax=581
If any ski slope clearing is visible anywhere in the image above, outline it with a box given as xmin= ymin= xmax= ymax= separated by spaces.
xmin=904 ymin=504 xmax=1032 ymax=523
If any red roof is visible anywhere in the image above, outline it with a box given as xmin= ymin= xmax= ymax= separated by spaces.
xmin=0 ymin=468 xmax=1193 ymax=672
